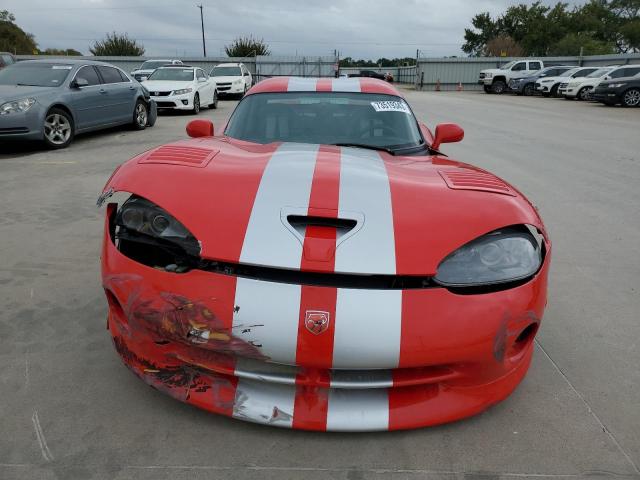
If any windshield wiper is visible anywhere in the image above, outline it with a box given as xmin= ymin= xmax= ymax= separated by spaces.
xmin=331 ymin=143 xmax=396 ymax=155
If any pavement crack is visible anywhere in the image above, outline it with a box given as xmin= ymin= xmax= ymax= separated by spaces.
xmin=535 ymin=339 xmax=640 ymax=475
xmin=31 ymin=411 xmax=54 ymax=462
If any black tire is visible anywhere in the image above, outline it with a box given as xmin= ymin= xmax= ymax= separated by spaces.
xmin=43 ymin=108 xmax=74 ymax=149
xmin=550 ymin=84 xmax=559 ymax=97
xmin=577 ymin=87 xmax=591 ymax=101
xmin=191 ymin=93 xmax=200 ymax=114
xmin=564 ymin=96 xmax=573 ymax=100
xmin=491 ymin=80 xmax=506 ymax=94
xmin=131 ymin=99 xmax=148 ymax=130
xmin=209 ymin=90 xmax=218 ymax=109
xmin=622 ymin=88 xmax=640 ymax=107
xmin=523 ymin=83 xmax=535 ymax=96
xmin=483 ymin=85 xmax=492 ymax=94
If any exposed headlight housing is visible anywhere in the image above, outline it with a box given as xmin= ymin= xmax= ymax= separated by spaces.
xmin=115 ymin=196 xmax=200 ymax=257
xmin=173 ymin=88 xmax=193 ymax=95
xmin=0 ymin=97 xmax=36 ymax=115
xmin=434 ymin=227 xmax=543 ymax=287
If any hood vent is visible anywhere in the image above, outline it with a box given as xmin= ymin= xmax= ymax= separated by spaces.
xmin=139 ymin=145 xmax=218 ymax=168
xmin=439 ymin=169 xmax=516 ymax=196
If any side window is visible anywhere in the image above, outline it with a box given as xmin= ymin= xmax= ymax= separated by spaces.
xmin=1 ymin=54 xmax=15 ymax=65
xmin=75 ymin=66 xmax=101 ymax=86
xmin=512 ymin=62 xmax=526 ymax=71
xmin=625 ymin=67 xmax=640 ymax=77
xmin=197 ymin=69 xmax=206 ymax=80
xmin=609 ymin=69 xmax=625 ymax=79
xmin=117 ymin=69 xmax=131 ymax=82
xmin=529 ymin=62 xmax=542 ymax=70
xmin=97 ymin=66 xmax=125 ymax=84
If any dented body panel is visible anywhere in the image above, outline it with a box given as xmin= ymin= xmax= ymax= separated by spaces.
xmin=100 ymin=77 xmax=551 ymax=431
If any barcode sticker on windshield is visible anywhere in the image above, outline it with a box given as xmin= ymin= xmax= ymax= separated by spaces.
xmin=371 ymin=101 xmax=410 ymax=114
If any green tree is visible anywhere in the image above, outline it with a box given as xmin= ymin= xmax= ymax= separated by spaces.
xmin=90 ymin=32 xmax=145 ymax=56
xmin=0 ymin=10 xmax=38 ymax=54
xmin=549 ymin=33 xmax=615 ymax=54
xmin=463 ymin=12 xmax=501 ymax=56
xmin=225 ymin=36 xmax=270 ymax=57
xmin=39 ymin=48 xmax=82 ymax=56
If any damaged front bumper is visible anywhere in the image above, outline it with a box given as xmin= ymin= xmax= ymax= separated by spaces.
xmin=102 ymin=204 xmax=550 ymax=431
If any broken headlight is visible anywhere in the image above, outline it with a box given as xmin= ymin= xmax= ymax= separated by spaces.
xmin=434 ymin=227 xmax=542 ymax=287
xmin=116 ymin=196 xmax=200 ymax=257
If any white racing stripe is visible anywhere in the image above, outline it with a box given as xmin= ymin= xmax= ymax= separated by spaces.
xmin=287 ymin=77 xmax=319 ymax=91
xmin=326 ymin=388 xmax=389 ymax=431
xmin=332 ymin=78 xmax=361 ymax=92
xmin=240 ymin=142 xmax=319 ymax=269
xmin=332 ymin=288 xmax=402 ymax=368
xmin=232 ymin=379 xmax=296 ymax=428
xmin=334 ymin=147 xmax=396 ymax=274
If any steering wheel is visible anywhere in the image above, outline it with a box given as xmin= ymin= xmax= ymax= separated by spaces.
xmin=358 ymin=124 xmax=399 ymax=139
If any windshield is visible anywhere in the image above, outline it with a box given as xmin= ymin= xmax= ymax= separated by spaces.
xmin=225 ymin=92 xmax=424 ymax=152
xmin=212 ymin=66 xmax=242 ymax=76
xmin=0 ymin=63 xmax=72 ymax=87
xmin=140 ymin=61 xmax=170 ymax=70
xmin=500 ymin=61 xmax=517 ymax=70
xmin=147 ymin=68 xmax=194 ymax=81
xmin=586 ymin=68 xmax=611 ymax=78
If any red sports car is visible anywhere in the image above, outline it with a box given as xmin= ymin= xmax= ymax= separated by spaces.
xmin=99 ymin=77 xmax=550 ymax=431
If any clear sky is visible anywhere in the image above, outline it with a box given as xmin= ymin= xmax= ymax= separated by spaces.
xmin=5 ymin=0 xmax=579 ymax=58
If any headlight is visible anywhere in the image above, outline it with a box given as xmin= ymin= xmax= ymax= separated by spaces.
xmin=608 ymin=83 xmax=627 ymax=88
xmin=540 ymin=79 xmax=553 ymax=83
xmin=484 ymin=73 xmax=493 ymax=79
xmin=233 ymin=79 xmax=242 ymax=85
xmin=116 ymin=196 xmax=200 ymax=256
xmin=568 ymin=82 xmax=579 ymax=88
xmin=173 ymin=88 xmax=193 ymax=95
xmin=434 ymin=227 xmax=543 ymax=287
xmin=0 ymin=98 xmax=36 ymax=115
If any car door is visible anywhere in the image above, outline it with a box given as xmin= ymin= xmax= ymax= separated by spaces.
xmin=242 ymin=65 xmax=252 ymax=88
xmin=527 ymin=61 xmax=542 ymax=74
xmin=511 ymin=62 xmax=527 ymax=75
xmin=96 ymin=65 xmax=136 ymax=124
xmin=67 ymin=65 xmax=106 ymax=131
xmin=196 ymin=69 xmax=212 ymax=103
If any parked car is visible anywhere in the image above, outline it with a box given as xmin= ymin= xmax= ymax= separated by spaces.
xmin=508 ymin=65 xmax=575 ymax=96
xmin=349 ymin=70 xmax=394 ymax=82
xmin=143 ymin=65 xmax=217 ymax=113
xmin=209 ymin=63 xmax=252 ymax=97
xmin=0 ymin=52 xmax=16 ymax=70
xmin=99 ymin=76 xmax=550 ymax=431
xmin=131 ymin=59 xmax=183 ymax=82
xmin=535 ymin=67 xmax=599 ymax=97
xmin=478 ymin=59 xmax=544 ymax=94
xmin=563 ymin=65 xmax=640 ymax=100
xmin=0 ymin=59 xmax=156 ymax=149
xmin=592 ymin=75 xmax=640 ymax=107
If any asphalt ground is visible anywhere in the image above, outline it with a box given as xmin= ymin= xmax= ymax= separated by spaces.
xmin=1 ymin=90 xmax=639 ymax=480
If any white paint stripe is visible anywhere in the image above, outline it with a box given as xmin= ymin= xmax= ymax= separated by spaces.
xmin=287 ymin=77 xmax=319 ymax=92
xmin=331 ymin=78 xmax=361 ymax=92
xmin=31 ymin=411 xmax=54 ymax=462
xmin=330 ymin=369 xmax=393 ymax=389
xmin=326 ymin=388 xmax=389 ymax=431
xmin=332 ymin=288 xmax=402 ymax=368
xmin=233 ymin=278 xmax=301 ymax=365
xmin=232 ymin=379 xmax=296 ymax=428
xmin=335 ymin=148 xmax=396 ymax=274
xmin=240 ymin=143 xmax=318 ymax=269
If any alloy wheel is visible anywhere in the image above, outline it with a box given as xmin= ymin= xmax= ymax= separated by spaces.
xmin=135 ymin=103 xmax=148 ymax=127
xmin=44 ymin=113 xmax=71 ymax=145
xmin=623 ymin=89 xmax=640 ymax=107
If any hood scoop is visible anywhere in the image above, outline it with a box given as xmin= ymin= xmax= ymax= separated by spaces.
xmin=439 ymin=169 xmax=516 ymax=196
xmin=139 ymin=145 xmax=219 ymax=168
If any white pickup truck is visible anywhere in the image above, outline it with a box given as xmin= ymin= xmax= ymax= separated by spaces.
xmin=478 ymin=60 xmax=545 ymax=94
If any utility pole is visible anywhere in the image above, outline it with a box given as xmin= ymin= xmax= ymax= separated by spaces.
xmin=197 ymin=4 xmax=206 ymax=57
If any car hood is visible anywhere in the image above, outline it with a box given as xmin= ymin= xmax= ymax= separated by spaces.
xmin=211 ymin=75 xmax=242 ymax=83
xmin=142 ymin=80 xmax=193 ymax=91
xmin=103 ymin=139 xmax=544 ymax=276
xmin=480 ymin=68 xmax=508 ymax=75
xmin=0 ymin=84 xmax=60 ymax=101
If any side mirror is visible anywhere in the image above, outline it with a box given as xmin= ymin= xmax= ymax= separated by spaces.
xmin=186 ymin=119 xmax=214 ymax=138
xmin=431 ymin=123 xmax=464 ymax=151
xmin=71 ymin=77 xmax=89 ymax=88
xmin=244 ymin=71 xmax=250 ymax=76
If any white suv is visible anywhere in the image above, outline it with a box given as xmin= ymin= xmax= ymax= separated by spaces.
xmin=478 ymin=59 xmax=544 ymax=94
xmin=535 ymin=67 xmax=599 ymax=97
xmin=210 ymin=63 xmax=252 ymax=96
xmin=561 ymin=66 xmax=640 ymax=100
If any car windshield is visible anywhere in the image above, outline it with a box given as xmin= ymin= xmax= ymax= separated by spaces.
xmin=586 ymin=68 xmax=611 ymax=78
xmin=140 ymin=61 xmax=170 ymax=70
xmin=0 ymin=62 xmax=72 ymax=87
xmin=225 ymin=92 xmax=424 ymax=152
xmin=147 ymin=68 xmax=194 ymax=81
xmin=500 ymin=61 xmax=517 ymax=70
xmin=212 ymin=66 xmax=242 ymax=76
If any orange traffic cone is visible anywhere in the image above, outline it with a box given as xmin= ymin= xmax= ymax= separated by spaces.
xmin=435 ymin=79 xmax=441 ymax=92
xmin=457 ymin=82 xmax=463 ymax=92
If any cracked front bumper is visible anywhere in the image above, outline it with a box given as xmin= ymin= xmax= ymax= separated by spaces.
xmin=102 ymin=204 xmax=549 ymax=431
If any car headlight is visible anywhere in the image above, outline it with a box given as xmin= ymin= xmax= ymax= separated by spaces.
xmin=540 ymin=79 xmax=553 ymax=83
xmin=568 ymin=82 xmax=579 ymax=88
xmin=115 ymin=196 xmax=200 ymax=256
xmin=0 ymin=97 xmax=36 ymax=115
xmin=233 ymin=79 xmax=242 ymax=85
xmin=173 ymin=88 xmax=193 ymax=95
xmin=608 ymin=83 xmax=627 ymax=88
xmin=434 ymin=227 xmax=543 ymax=287
xmin=484 ymin=73 xmax=493 ymax=78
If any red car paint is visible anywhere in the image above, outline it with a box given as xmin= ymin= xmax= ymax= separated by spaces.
xmin=100 ymin=77 xmax=551 ymax=431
